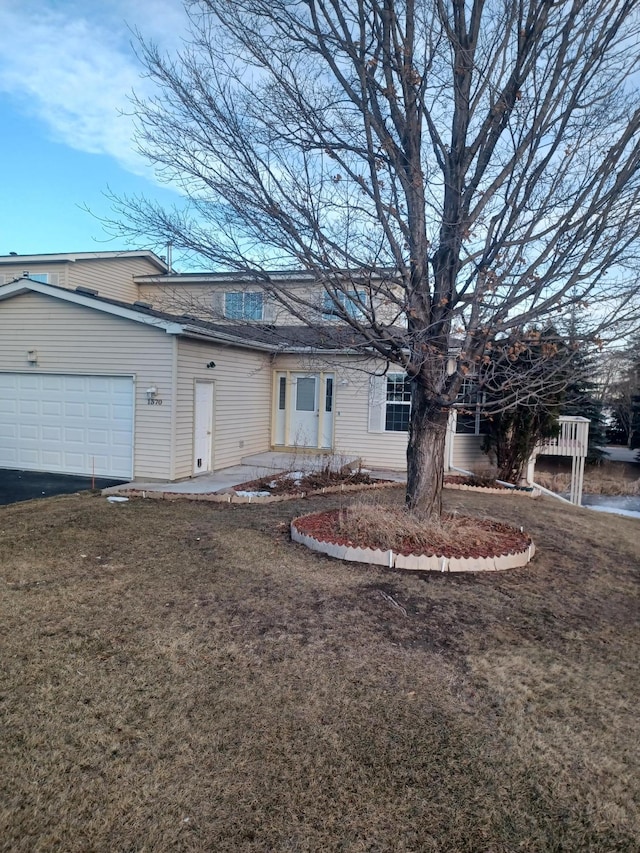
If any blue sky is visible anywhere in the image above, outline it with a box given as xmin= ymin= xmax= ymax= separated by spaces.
xmin=0 ymin=0 xmax=188 ymax=260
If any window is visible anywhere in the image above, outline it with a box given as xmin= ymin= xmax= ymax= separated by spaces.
xmin=278 ymin=376 xmax=287 ymax=411
xmin=23 ymin=271 xmax=49 ymax=283
xmin=295 ymin=377 xmax=316 ymax=411
xmin=322 ymin=289 xmax=366 ymax=320
xmin=455 ymin=377 xmax=488 ymax=435
xmin=224 ymin=291 xmax=263 ymax=320
xmin=325 ymin=377 xmax=334 ymax=414
xmin=385 ymin=373 xmax=412 ymax=432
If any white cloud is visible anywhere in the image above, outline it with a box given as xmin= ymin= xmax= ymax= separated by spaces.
xmin=0 ymin=0 xmax=188 ymax=177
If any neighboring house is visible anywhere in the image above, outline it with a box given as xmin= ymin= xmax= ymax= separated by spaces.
xmin=0 ymin=251 xmax=513 ymax=481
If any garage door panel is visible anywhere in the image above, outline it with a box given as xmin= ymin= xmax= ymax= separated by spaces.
xmin=20 ymin=424 xmax=39 ymax=440
xmin=18 ymin=375 xmax=39 ymax=391
xmin=42 ymin=426 xmax=63 ymax=441
xmin=111 ymin=430 xmax=132 ymax=447
xmin=65 ymin=376 xmax=88 ymax=392
xmin=88 ymin=404 xmax=109 ymax=419
xmin=0 ymin=373 xmax=133 ymax=478
xmin=63 ymin=452 xmax=86 ymax=468
xmin=19 ymin=400 xmax=36 ymax=415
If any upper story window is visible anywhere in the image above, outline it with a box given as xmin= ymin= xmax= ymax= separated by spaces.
xmin=23 ymin=271 xmax=49 ymax=283
xmin=385 ymin=373 xmax=412 ymax=432
xmin=322 ymin=289 xmax=366 ymax=320
xmin=224 ymin=291 xmax=263 ymax=321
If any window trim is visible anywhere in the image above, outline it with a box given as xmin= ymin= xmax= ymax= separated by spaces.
xmin=322 ymin=288 xmax=366 ymax=320
xmin=224 ymin=290 xmax=264 ymax=321
xmin=384 ymin=372 xmax=412 ymax=432
xmin=454 ymin=377 xmax=488 ymax=436
xmin=23 ymin=271 xmax=49 ymax=283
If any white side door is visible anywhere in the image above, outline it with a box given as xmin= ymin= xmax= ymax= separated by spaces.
xmin=193 ymin=381 xmax=214 ymax=474
xmin=289 ymin=374 xmax=319 ymax=447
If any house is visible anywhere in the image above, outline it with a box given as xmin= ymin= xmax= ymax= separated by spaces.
xmin=0 ymin=250 xmax=575 ymax=484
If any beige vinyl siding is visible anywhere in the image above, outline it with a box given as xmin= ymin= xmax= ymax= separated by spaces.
xmin=332 ymin=360 xmax=408 ymax=469
xmin=451 ymin=434 xmax=489 ymax=471
xmin=0 ymin=263 xmax=70 ymax=288
xmin=272 ymin=354 xmax=409 ymax=469
xmin=68 ymin=257 xmax=161 ymax=302
xmin=0 ymin=256 xmax=162 ymax=302
xmin=271 ymin=354 xmax=493 ymax=472
xmin=139 ymin=281 xmax=403 ymax=327
xmin=139 ymin=283 xmax=280 ymax=323
xmin=175 ymin=339 xmax=272 ymax=478
xmin=138 ymin=283 xmax=218 ymax=316
xmin=0 ymin=292 xmax=176 ymax=480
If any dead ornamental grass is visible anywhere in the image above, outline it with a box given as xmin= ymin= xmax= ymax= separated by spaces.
xmin=0 ymin=488 xmax=639 ymax=852
xmin=311 ymin=500 xmax=530 ymax=557
xmin=536 ymin=470 xmax=640 ymax=496
xmin=535 ymin=459 xmax=640 ymax=496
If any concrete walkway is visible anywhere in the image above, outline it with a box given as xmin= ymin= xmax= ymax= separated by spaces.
xmin=103 ymin=451 xmax=407 ymax=497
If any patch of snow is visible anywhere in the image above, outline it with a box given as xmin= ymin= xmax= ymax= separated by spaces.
xmin=587 ymin=505 xmax=640 ymax=520
xmin=283 ymin=471 xmax=307 ymax=480
xmin=234 ymin=490 xmax=272 ymax=498
xmin=106 ymin=496 xmax=129 ymax=503
xmin=581 ymin=494 xmax=640 ymax=519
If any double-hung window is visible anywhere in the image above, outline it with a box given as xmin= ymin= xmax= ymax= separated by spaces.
xmin=455 ymin=377 xmax=488 ymax=435
xmin=385 ymin=373 xmax=412 ymax=432
xmin=224 ymin=291 xmax=263 ymax=320
xmin=322 ymin=289 xmax=366 ymax=320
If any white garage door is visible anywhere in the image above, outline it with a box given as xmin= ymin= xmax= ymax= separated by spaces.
xmin=0 ymin=373 xmax=134 ymax=478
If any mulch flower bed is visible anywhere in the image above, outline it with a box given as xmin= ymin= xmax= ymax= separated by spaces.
xmin=233 ymin=468 xmax=380 ymax=496
xmin=444 ymin=474 xmax=507 ymax=488
xmin=293 ymin=508 xmax=532 ymax=560
xmin=444 ymin=475 xmax=534 ymax=493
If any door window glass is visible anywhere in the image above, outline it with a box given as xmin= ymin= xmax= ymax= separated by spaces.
xmin=325 ymin=377 xmax=333 ymax=413
xmin=296 ymin=377 xmax=316 ymax=411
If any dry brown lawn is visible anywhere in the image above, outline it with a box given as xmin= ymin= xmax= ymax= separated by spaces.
xmin=0 ymin=487 xmax=638 ymax=852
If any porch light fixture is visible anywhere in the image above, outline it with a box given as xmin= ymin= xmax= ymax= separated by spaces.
xmin=146 ymin=386 xmax=158 ymax=401
xmin=27 ymin=349 xmax=38 ymax=364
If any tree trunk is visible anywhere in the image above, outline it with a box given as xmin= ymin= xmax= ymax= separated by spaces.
xmin=406 ymin=382 xmax=449 ymax=520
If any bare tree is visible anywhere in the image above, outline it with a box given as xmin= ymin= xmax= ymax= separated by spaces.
xmin=114 ymin=0 xmax=640 ymax=518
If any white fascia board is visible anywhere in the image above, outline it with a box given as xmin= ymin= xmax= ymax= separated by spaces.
xmin=0 ymin=250 xmax=168 ymax=272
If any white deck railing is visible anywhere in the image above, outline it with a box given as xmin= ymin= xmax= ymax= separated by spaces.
xmin=536 ymin=416 xmax=590 ymax=459
xmin=533 ymin=416 xmax=590 ymax=505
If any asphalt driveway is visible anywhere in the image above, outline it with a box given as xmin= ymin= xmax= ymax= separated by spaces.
xmin=0 ymin=469 xmax=127 ymax=506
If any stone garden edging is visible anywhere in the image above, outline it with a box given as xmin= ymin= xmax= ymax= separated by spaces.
xmin=290 ymin=514 xmax=536 ymax=573
xmin=444 ymin=482 xmax=541 ymax=496
xmin=105 ymin=479 xmax=399 ymax=504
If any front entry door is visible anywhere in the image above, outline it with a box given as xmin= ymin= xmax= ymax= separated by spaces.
xmin=290 ymin=374 xmax=319 ymax=447
xmin=193 ymin=381 xmax=214 ymax=474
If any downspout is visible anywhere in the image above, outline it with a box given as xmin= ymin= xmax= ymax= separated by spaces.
xmin=169 ymin=336 xmax=178 ymax=481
